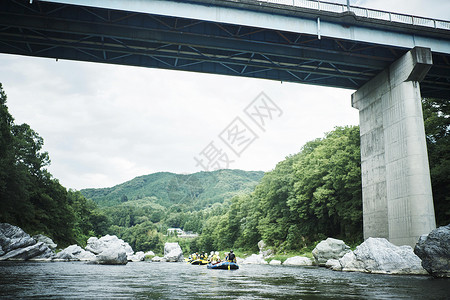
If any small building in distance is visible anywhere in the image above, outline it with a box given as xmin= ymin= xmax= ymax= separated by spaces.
xmin=167 ymin=228 xmax=198 ymax=238
xmin=167 ymin=228 xmax=184 ymax=236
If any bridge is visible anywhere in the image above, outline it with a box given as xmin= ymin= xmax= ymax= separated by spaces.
xmin=1 ymin=0 xmax=449 ymax=247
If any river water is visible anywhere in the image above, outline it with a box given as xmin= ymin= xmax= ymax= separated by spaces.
xmin=0 ymin=261 xmax=448 ymax=299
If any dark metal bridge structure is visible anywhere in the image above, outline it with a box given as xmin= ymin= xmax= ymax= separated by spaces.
xmin=1 ymin=0 xmax=449 ymax=98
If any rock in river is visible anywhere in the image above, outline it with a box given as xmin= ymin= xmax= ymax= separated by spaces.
xmin=269 ymin=259 xmax=282 ymax=265
xmin=128 ymin=251 xmax=145 ymax=262
xmin=0 ymin=223 xmax=53 ymax=261
xmin=414 ymin=224 xmax=450 ymax=278
xmin=86 ymin=235 xmax=133 ymax=256
xmin=282 ymin=256 xmax=313 ymax=266
xmin=151 ymin=256 xmax=167 ymax=262
xmin=242 ymin=254 xmax=268 ymax=265
xmin=312 ymin=237 xmax=351 ymax=266
xmin=339 ymin=237 xmax=427 ymax=275
xmin=54 ymin=245 xmax=96 ymax=261
xmin=325 ymin=259 xmax=342 ymax=271
xmin=1 ymin=242 xmax=53 ymax=261
xmin=93 ymin=247 xmax=128 ymax=265
xmin=164 ymin=242 xmax=183 ymax=262
xmin=0 ymin=223 xmax=36 ymax=254
xmin=33 ymin=234 xmax=57 ymax=250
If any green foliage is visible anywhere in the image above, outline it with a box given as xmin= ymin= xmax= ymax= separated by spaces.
xmin=81 ymin=169 xmax=264 ymax=208
xmin=82 ymin=170 xmax=265 ymax=253
xmin=109 ymin=221 xmax=164 ymax=253
xmin=3 ymin=76 xmax=445 ymax=257
xmin=422 ymin=98 xmax=450 ymax=226
xmin=68 ymin=190 xmax=109 ymax=246
xmin=288 ymin=126 xmax=362 ymax=245
xmin=196 ymin=126 xmax=363 ymax=252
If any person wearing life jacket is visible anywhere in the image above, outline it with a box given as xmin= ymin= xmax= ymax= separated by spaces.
xmin=226 ymin=250 xmax=236 ymax=263
xmin=210 ymin=251 xmax=221 ymax=264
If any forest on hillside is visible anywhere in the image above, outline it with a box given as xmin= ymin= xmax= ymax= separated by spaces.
xmin=80 ymin=169 xmax=264 ymax=208
xmin=1 ymin=82 xmax=448 ymax=254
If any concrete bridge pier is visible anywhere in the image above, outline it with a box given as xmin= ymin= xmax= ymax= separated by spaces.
xmin=352 ymin=47 xmax=436 ymax=247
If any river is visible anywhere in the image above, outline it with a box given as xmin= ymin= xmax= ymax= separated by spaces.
xmin=0 ymin=261 xmax=448 ymax=299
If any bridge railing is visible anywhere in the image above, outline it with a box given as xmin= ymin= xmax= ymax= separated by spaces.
xmin=256 ymin=0 xmax=450 ymax=30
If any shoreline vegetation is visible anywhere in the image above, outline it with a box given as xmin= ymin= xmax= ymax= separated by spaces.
xmin=1 ymin=83 xmax=448 ymax=276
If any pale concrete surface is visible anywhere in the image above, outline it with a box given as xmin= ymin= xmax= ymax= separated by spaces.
xmin=352 ymin=47 xmax=436 ymax=247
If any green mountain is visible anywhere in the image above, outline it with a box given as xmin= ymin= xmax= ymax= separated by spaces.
xmin=80 ymin=169 xmax=265 ymax=208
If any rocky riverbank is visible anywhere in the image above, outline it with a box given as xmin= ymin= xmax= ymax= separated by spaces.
xmin=236 ymin=225 xmax=450 ymax=277
xmin=0 ymin=223 xmax=158 ymax=265
xmin=1 ymin=222 xmax=448 ymax=276
xmin=240 ymin=237 xmax=427 ymax=275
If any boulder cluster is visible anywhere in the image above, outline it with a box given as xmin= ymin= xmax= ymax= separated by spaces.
xmin=312 ymin=225 xmax=450 ymax=277
xmin=240 ymin=240 xmax=314 ymax=266
xmin=2 ymin=221 xmax=448 ymax=276
xmin=0 ymin=223 xmax=163 ymax=265
xmin=241 ymin=224 xmax=449 ymax=277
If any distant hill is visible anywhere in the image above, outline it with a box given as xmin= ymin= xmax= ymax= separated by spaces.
xmin=80 ymin=169 xmax=265 ymax=208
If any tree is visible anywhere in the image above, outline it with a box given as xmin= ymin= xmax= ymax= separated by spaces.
xmin=256 ymin=155 xmax=296 ymax=248
xmin=422 ymin=98 xmax=450 ymax=226
xmin=0 ymin=83 xmax=31 ymax=224
xmin=289 ymin=126 xmax=362 ymax=244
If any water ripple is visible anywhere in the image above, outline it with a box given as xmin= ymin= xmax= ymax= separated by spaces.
xmin=0 ymin=261 xmax=449 ymax=299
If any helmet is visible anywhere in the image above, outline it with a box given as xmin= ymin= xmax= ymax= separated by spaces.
xmin=230 ymin=250 xmax=233 ymax=253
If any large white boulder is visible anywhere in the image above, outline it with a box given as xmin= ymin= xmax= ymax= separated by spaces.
xmin=283 ymin=256 xmax=313 ymax=266
xmin=339 ymin=237 xmax=427 ymax=275
xmin=94 ymin=247 xmax=128 ymax=265
xmin=86 ymin=235 xmax=133 ymax=256
xmin=163 ymin=242 xmax=183 ymax=262
xmin=242 ymin=254 xmax=268 ymax=264
xmin=53 ymin=245 xmax=96 ymax=261
xmin=312 ymin=238 xmax=351 ymax=266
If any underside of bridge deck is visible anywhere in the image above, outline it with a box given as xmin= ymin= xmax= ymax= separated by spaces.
xmin=0 ymin=0 xmax=449 ymax=98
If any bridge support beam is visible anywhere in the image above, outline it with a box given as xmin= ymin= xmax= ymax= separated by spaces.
xmin=352 ymin=47 xmax=436 ymax=247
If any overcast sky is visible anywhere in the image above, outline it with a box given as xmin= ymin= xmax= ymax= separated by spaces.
xmin=1 ymin=0 xmax=448 ymax=190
